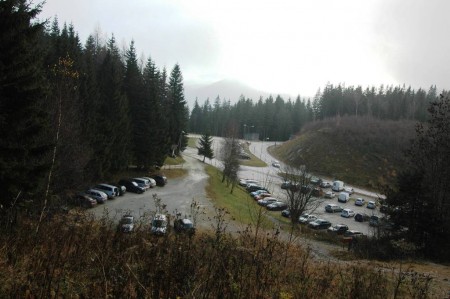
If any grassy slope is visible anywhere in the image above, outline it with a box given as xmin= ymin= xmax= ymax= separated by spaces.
xmin=270 ymin=116 xmax=417 ymax=189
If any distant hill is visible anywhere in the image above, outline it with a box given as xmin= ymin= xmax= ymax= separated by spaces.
xmin=184 ymin=79 xmax=294 ymax=108
xmin=269 ymin=116 xmax=418 ymax=190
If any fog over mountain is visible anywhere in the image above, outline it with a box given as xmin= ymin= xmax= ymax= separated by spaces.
xmin=184 ymin=79 xmax=296 ymax=108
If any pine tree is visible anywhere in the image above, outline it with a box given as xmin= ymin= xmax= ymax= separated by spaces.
xmin=197 ymin=133 xmax=214 ymax=162
xmin=0 ymin=0 xmax=51 ymax=214
xmin=167 ymin=64 xmax=188 ymax=156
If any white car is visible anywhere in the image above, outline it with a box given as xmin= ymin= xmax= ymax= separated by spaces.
xmin=344 ymin=187 xmax=354 ymax=194
xmin=324 ymin=191 xmax=335 ymax=198
xmin=299 ymin=214 xmax=318 ymax=224
xmin=355 ymin=198 xmax=365 ymax=206
xmin=320 ymin=181 xmax=331 ymax=188
xmin=142 ymin=177 xmax=157 ymax=188
xmin=272 ymin=161 xmax=281 ymax=168
xmin=341 ymin=208 xmax=355 ymax=218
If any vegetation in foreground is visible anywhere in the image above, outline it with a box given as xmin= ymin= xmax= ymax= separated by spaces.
xmin=270 ymin=116 xmax=417 ymax=189
xmin=0 ymin=212 xmax=443 ymax=298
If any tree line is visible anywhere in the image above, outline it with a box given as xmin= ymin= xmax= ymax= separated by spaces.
xmin=0 ymin=0 xmax=188 ymax=217
xmin=189 ymin=84 xmax=443 ymax=141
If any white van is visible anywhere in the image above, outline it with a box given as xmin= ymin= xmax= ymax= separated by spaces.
xmin=151 ymin=214 xmax=168 ymax=235
xmin=332 ymin=180 xmax=345 ymax=192
xmin=93 ymin=184 xmax=118 ymax=199
xmin=338 ymin=192 xmax=350 ymax=203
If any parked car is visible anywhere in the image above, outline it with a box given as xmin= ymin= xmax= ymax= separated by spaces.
xmin=151 ymin=214 xmax=169 ymax=235
xmin=281 ymin=209 xmax=290 ymax=218
xmin=355 ymin=198 xmax=365 ymax=206
xmin=341 ymin=208 xmax=355 ymax=218
xmin=272 ymin=161 xmax=281 ymax=168
xmin=344 ymin=187 xmax=354 ymax=194
xmin=142 ymin=177 xmax=157 ymax=188
xmin=324 ymin=191 xmax=335 ymax=199
xmin=85 ymin=189 xmax=108 ymax=204
xmin=320 ymin=181 xmax=331 ymax=188
xmin=254 ymin=193 xmax=273 ymax=201
xmin=367 ymin=201 xmax=376 ymax=209
xmin=281 ymin=181 xmax=291 ymax=189
xmin=119 ymin=215 xmax=134 ymax=233
xmin=266 ymin=201 xmax=288 ymax=211
xmin=250 ymin=190 xmax=270 ymax=198
xmin=132 ymin=178 xmax=151 ymax=190
xmin=109 ymin=183 xmax=126 ymax=196
xmin=298 ymin=214 xmax=318 ymax=224
xmin=310 ymin=176 xmax=321 ymax=185
xmin=327 ymin=224 xmax=349 ymax=235
xmin=308 ymin=219 xmax=332 ymax=230
xmin=74 ymin=194 xmax=97 ymax=208
xmin=152 ymin=174 xmax=167 ymax=186
xmin=247 ymin=184 xmax=268 ymax=193
xmin=338 ymin=192 xmax=350 ymax=203
xmin=332 ymin=180 xmax=344 ymax=192
xmin=325 ymin=204 xmax=343 ymax=213
xmin=93 ymin=183 xmax=119 ymax=199
xmin=369 ymin=215 xmax=379 ymax=226
xmin=354 ymin=213 xmax=370 ymax=222
xmin=343 ymin=230 xmax=363 ymax=238
xmin=118 ymin=179 xmax=145 ymax=194
xmin=241 ymin=179 xmax=259 ymax=187
xmin=257 ymin=197 xmax=278 ymax=207
xmin=174 ymin=218 xmax=195 ymax=235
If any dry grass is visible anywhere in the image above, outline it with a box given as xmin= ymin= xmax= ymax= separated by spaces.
xmin=0 ymin=211 xmax=444 ymax=298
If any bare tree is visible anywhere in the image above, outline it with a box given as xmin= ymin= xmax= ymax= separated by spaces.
xmin=281 ymin=165 xmax=322 ymax=225
xmin=220 ymin=136 xmax=240 ymax=193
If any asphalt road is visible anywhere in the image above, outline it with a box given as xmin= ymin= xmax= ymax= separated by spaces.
xmin=90 ymin=136 xmax=384 ymax=236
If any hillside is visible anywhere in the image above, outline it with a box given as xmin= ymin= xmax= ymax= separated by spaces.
xmin=270 ymin=116 xmax=418 ymax=189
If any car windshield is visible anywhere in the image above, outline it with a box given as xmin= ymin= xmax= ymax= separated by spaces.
xmin=183 ymin=222 xmax=193 ymax=228
xmin=122 ymin=218 xmax=133 ymax=224
xmin=153 ymin=220 xmax=167 ymax=228
xmin=131 ymin=181 xmax=138 ymax=187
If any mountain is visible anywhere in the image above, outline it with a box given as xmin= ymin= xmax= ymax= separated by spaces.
xmin=184 ymin=79 xmax=294 ymax=108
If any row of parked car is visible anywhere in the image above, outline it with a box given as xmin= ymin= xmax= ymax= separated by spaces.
xmin=282 ymin=211 xmax=364 ymax=238
xmin=118 ymin=213 xmax=195 ymax=235
xmin=239 ymin=179 xmax=288 ymax=211
xmin=74 ymin=175 xmax=167 ymax=208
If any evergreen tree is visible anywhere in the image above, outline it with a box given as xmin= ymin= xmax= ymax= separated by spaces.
xmin=385 ymin=93 xmax=450 ymax=261
xmin=124 ymin=40 xmax=146 ymax=168
xmin=0 ymin=0 xmax=50 ymax=214
xmin=197 ymin=133 xmax=214 ymax=162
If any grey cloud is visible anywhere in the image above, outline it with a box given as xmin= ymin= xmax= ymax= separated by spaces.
xmin=375 ymin=0 xmax=450 ymax=90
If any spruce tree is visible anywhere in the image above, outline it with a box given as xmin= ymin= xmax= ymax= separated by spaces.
xmin=0 ymin=0 xmax=50 ymax=212
xmin=197 ymin=133 xmax=214 ymax=162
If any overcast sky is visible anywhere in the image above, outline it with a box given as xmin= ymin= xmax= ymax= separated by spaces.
xmin=38 ymin=0 xmax=450 ymax=98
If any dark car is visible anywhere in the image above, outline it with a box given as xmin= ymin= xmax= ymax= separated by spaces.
xmin=281 ymin=209 xmax=290 ymax=218
xmin=308 ymin=219 xmax=332 ymax=230
xmin=354 ymin=213 xmax=370 ymax=222
xmin=266 ymin=201 xmax=288 ymax=211
xmin=174 ymin=218 xmax=195 ymax=235
xmin=246 ymin=184 xmax=268 ymax=193
xmin=73 ymin=194 xmax=97 ymax=208
xmin=119 ymin=215 xmax=134 ymax=233
xmin=343 ymin=230 xmax=363 ymax=238
xmin=118 ymin=179 xmax=145 ymax=194
xmin=152 ymin=174 xmax=167 ymax=186
xmin=327 ymin=224 xmax=349 ymax=235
